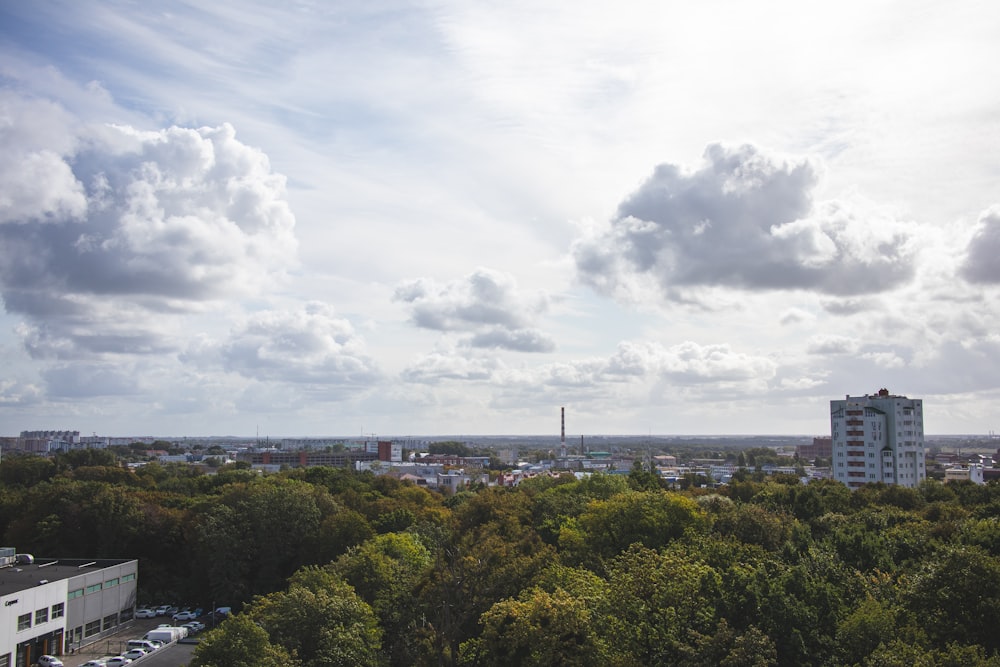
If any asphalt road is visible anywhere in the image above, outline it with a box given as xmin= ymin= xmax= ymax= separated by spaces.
xmin=67 ymin=617 xmax=203 ymax=667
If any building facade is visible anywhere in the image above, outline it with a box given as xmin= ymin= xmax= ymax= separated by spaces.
xmin=830 ymin=389 xmax=925 ymax=489
xmin=796 ymin=436 xmax=832 ymax=462
xmin=0 ymin=550 xmax=137 ymax=666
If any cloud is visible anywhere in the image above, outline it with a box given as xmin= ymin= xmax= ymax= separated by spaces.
xmin=0 ymin=92 xmax=87 ymax=225
xmin=807 ymin=334 xmax=858 ymax=355
xmin=466 ymin=328 xmax=555 ymax=352
xmin=779 ymin=307 xmax=815 ymax=325
xmin=0 ymin=379 xmax=44 ymax=407
xmin=961 ymin=207 xmax=1000 ymax=284
xmin=0 ymin=93 xmax=298 ymax=358
xmin=573 ymin=143 xmax=918 ymax=303
xmin=42 ymin=363 xmax=140 ymax=398
xmin=210 ymin=302 xmax=382 ymax=391
xmin=401 ymin=351 xmax=500 ymax=384
xmin=394 ymin=267 xmax=554 ymax=352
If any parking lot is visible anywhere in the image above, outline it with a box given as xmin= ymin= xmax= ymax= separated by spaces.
xmin=64 ymin=615 xmax=209 ymax=667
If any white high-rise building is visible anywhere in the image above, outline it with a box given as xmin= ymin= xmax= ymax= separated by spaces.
xmin=830 ymin=389 xmax=925 ymax=489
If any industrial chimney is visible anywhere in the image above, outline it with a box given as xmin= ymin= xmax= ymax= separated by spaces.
xmin=560 ymin=407 xmax=567 ymax=458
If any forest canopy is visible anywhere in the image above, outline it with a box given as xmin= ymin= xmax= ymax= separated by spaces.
xmin=2 ymin=452 xmax=999 ymax=666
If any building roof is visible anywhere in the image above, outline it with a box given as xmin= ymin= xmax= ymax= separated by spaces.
xmin=0 ymin=558 xmax=135 ymax=597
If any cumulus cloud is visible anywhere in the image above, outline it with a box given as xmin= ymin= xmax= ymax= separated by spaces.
xmin=0 ymin=92 xmax=87 ymax=224
xmin=401 ymin=351 xmax=500 ymax=384
xmin=209 ymin=302 xmax=381 ymax=391
xmin=573 ymin=143 xmax=918 ymax=303
xmin=0 ymin=93 xmax=298 ymax=358
xmin=394 ymin=267 xmax=554 ymax=352
xmin=402 ymin=339 xmax=775 ymax=396
xmin=0 ymin=379 xmax=44 ymax=406
xmin=807 ymin=334 xmax=858 ymax=355
xmin=961 ymin=207 xmax=1000 ymax=284
xmin=42 ymin=363 xmax=141 ymax=398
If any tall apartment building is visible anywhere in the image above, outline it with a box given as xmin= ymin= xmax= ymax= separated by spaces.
xmin=830 ymin=389 xmax=925 ymax=489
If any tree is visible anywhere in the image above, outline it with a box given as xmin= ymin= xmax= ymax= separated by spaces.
xmin=248 ymin=567 xmax=383 ymax=667
xmin=461 ymin=588 xmax=609 ymax=666
xmin=570 ymin=490 xmax=708 ymax=564
xmin=905 ymin=545 xmax=1000 ymax=653
xmin=191 ymin=614 xmax=296 ymax=667
xmin=601 ymin=543 xmax=721 ymax=664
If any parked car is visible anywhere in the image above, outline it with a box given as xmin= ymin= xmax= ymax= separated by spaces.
xmin=192 ymin=607 xmax=204 ymax=616
xmin=164 ymin=606 xmax=179 ymax=616
xmin=80 ymin=661 xmax=107 ymax=667
xmin=126 ymin=639 xmax=158 ymax=653
xmin=146 ymin=639 xmax=164 ymax=650
xmin=183 ymin=621 xmax=205 ymax=632
xmin=106 ymin=658 xmax=132 ymax=667
xmin=172 ymin=610 xmax=198 ymax=621
xmin=135 ymin=608 xmax=156 ymax=618
xmin=154 ymin=605 xmax=170 ymax=616
xmin=123 ymin=649 xmax=147 ymax=660
xmin=37 ymin=657 xmax=64 ymax=667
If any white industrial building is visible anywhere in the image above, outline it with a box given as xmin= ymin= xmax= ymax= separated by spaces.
xmin=0 ymin=549 xmax=137 ymax=666
xmin=830 ymin=389 xmax=926 ymax=489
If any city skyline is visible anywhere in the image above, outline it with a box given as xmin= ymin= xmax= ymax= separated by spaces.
xmin=2 ymin=2 xmax=1000 ymax=437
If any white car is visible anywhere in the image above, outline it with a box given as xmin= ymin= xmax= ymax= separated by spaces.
xmin=172 ymin=610 xmax=198 ymax=621
xmin=135 ymin=608 xmax=156 ymax=618
xmin=123 ymin=649 xmax=147 ymax=660
xmin=106 ymin=658 xmax=132 ymax=667
xmin=37 ymin=657 xmax=64 ymax=667
xmin=80 ymin=661 xmax=107 ymax=667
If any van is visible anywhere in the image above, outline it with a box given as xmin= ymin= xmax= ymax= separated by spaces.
xmin=127 ymin=639 xmax=158 ymax=653
xmin=144 ymin=628 xmax=180 ymax=643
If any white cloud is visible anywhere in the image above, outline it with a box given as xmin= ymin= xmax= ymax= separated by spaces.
xmin=0 ymin=92 xmax=87 ymax=224
xmin=394 ymin=268 xmax=554 ymax=352
xmin=0 ymin=99 xmax=298 ymax=359
xmin=212 ymin=303 xmax=382 ymax=392
xmin=573 ymin=143 xmax=919 ymax=303
xmin=807 ymin=335 xmax=858 ymax=355
xmin=961 ymin=207 xmax=1000 ymax=284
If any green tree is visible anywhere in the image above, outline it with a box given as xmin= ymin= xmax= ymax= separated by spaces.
xmin=905 ymin=545 xmax=1000 ymax=653
xmin=600 ymin=543 xmax=721 ymax=664
xmin=191 ymin=614 xmax=296 ymax=667
xmin=460 ymin=587 xmax=609 ymax=666
xmin=571 ymin=490 xmax=708 ymax=564
xmin=248 ymin=567 xmax=383 ymax=667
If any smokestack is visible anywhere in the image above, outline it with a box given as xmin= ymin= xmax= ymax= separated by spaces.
xmin=560 ymin=406 xmax=567 ymax=459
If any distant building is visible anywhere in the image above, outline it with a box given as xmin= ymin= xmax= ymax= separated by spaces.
xmin=238 ymin=449 xmax=378 ymax=469
xmin=830 ymin=389 xmax=925 ymax=489
xmin=796 ymin=437 xmax=832 ymax=461
xmin=944 ymin=464 xmax=985 ymax=485
xmin=17 ymin=431 xmax=80 ymax=453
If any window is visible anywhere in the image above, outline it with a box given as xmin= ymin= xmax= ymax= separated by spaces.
xmin=102 ymin=613 xmax=117 ymax=631
xmin=68 ymin=588 xmax=84 ymax=600
xmin=0 ymin=653 xmax=10 ymax=667
xmin=86 ymin=583 xmax=102 ymax=594
xmin=51 ymin=603 xmax=64 ymax=619
xmin=17 ymin=614 xmax=31 ymax=631
xmin=84 ymin=620 xmax=101 ymax=637
xmin=121 ymin=573 xmax=135 ymax=583
xmin=35 ymin=608 xmax=48 ymax=624
xmin=104 ymin=577 xmax=119 ymax=588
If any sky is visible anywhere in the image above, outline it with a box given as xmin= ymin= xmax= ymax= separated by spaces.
xmin=1 ymin=1 xmax=999 ymax=438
